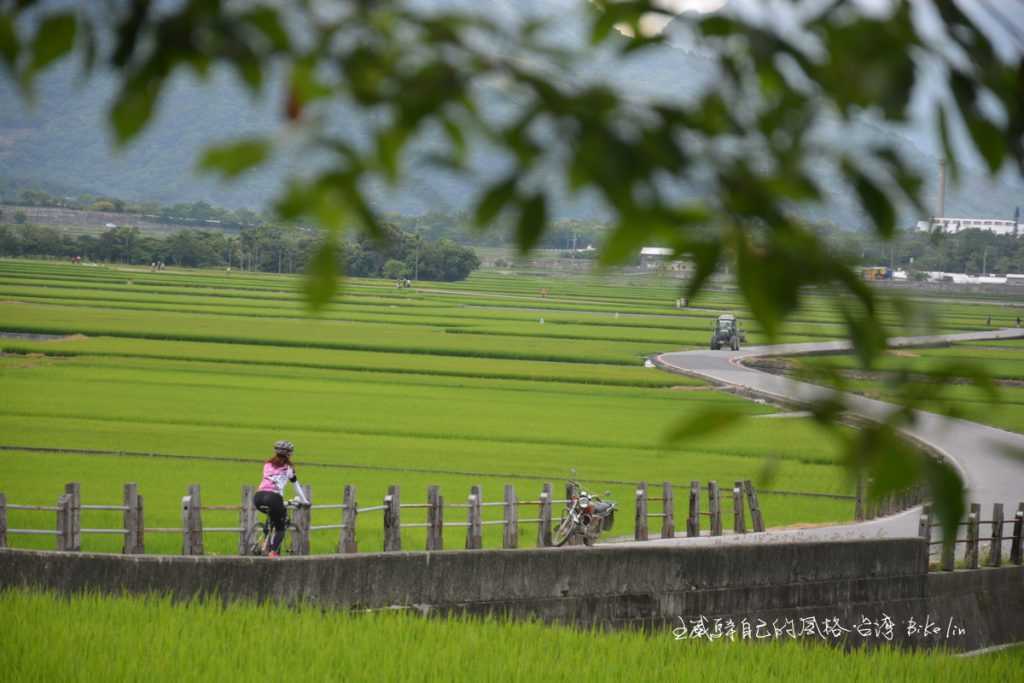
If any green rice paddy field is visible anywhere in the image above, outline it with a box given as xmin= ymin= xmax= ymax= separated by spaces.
xmin=2 ymin=589 xmax=1021 ymax=682
xmin=779 ymin=340 xmax=1024 ymax=433
xmin=0 ymin=259 xmax=1019 ymax=554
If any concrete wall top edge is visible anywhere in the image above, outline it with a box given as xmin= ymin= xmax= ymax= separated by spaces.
xmin=0 ymin=536 xmax=925 ymax=566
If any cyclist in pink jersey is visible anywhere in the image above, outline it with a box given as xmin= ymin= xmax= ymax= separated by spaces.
xmin=253 ymin=440 xmax=309 ymax=557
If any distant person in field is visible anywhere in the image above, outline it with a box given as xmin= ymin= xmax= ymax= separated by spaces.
xmin=253 ymin=440 xmax=309 ymax=558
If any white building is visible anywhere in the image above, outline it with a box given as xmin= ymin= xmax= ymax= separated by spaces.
xmin=923 ymin=271 xmax=1024 ymax=285
xmin=916 ymin=217 xmax=1021 ymax=237
xmin=639 ymin=246 xmax=689 ymax=271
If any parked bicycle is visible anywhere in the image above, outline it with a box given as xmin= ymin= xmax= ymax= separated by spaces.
xmin=250 ymin=497 xmax=308 ymax=556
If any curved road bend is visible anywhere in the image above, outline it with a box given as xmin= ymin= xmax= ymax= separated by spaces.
xmin=639 ymin=328 xmax=1024 ymax=548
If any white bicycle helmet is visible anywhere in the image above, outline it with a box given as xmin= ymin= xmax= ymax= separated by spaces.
xmin=273 ymin=440 xmax=294 ymax=456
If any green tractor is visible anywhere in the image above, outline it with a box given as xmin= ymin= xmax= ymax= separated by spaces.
xmin=710 ymin=314 xmax=745 ymax=351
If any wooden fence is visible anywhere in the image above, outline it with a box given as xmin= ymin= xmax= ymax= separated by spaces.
xmin=854 ymin=478 xmax=926 ymax=521
xmin=919 ymin=501 xmax=1024 ymax=571
xmin=631 ymin=479 xmax=765 ymax=540
xmin=0 ymin=479 xmax=773 ymax=555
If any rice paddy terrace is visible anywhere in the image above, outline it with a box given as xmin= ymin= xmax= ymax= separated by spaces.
xmin=0 ymin=259 xmax=1015 ymax=553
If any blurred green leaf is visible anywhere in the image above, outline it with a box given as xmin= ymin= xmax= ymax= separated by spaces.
xmin=598 ymin=220 xmax=651 ymax=267
xmin=233 ymin=59 xmax=263 ymax=94
xmin=862 ymin=425 xmax=920 ymax=496
xmin=198 ymin=138 xmax=270 ymax=179
xmin=662 ymin=406 xmax=747 ymax=445
xmin=30 ymin=13 xmax=76 ymax=72
xmin=923 ymin=456 xmax=965 ymax=546
xmin=840 ymin=306 xmax=887 ymax=369
xmin=303 ymin=239 xmax=339 ymax=310
xmin=683 ymin=241 xmax=722 ymax=300
xmin=241 ymin=7 xmax=290 ymax=51
xmin=841 ymin=160 xmax=895 ymax=238
xmin=110 ymin=76 xmax=162 ymax=145
xmin=375 ymin=127 xmax=408 ymax=184
xmin=440 ymin=117 xmax=466 ymax=166
xmin=963 ymin=112 xmax=1005 ymax=173
xmin=516 ymin=194 xmax=547 ymax=253
xmin=474 ymin=177 xmax=517 ymax=227
xmin=0 ymin=14 xmax=18 ymax=69
xmin=936 ymin=106 xmax=960 ymax=185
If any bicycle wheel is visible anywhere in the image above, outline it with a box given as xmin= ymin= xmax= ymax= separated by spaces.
xmin=552 ymin=515 xmax=576 ymax=547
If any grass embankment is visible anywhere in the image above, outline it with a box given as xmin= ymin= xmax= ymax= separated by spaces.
xmin=1 ymin=589 xmax=1020 ymax=682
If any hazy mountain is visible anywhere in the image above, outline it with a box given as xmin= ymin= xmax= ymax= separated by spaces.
xmin=0 ymin=0 xmax=1020 ymax=226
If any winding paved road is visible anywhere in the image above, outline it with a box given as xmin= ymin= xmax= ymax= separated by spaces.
xmin=640 ymin=328 xmax=1024 ymax=548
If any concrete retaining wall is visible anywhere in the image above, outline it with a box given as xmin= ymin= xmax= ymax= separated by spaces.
xmin=1 ymin=539 xmax=1021 ymax=651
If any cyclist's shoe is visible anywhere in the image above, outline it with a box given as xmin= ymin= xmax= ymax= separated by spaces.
xmin=268 ymin=551 xmax=280 ymax=558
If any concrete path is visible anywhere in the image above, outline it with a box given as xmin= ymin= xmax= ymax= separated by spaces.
xmin=639 ymin=327 xmax=1024 ymax=548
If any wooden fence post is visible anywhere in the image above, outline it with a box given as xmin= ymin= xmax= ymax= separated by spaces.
xmin=538 ymin=483 xmax=552 ymax=547
xmin=965 ymin=504 xmax=980 ymax=569
xmin=290 ymin=484 xmax=311 ymax=556
xmin=733 ymin=481 xmax=745 ymax=534
xmin=190 ymin=483 xmax=204 ymax=555
xmin=427 ymin=485 xmax=443 ymax=551
xmin=56 ymin=493 xmax=69 ymax=551
xmin=339 ymin=484 xmax=358 ymax=553
xmin=181 ymin=484 xmax=203 ymax=556
xmin=744 ymin=480 xmax=765 ymax=532
xmin=181 ymin=494 xmax=191 ymax=555
xmin=64 ymin=482 xmax=81 ymax=551
xmin=503 ymin=484 xmax=518 ymax=549
xmin=1011 ymin=502 xmax=1023 ymax=566
xmin=383 ymin=484 xmax=401 ymax=552
xmin=137 ymin=493 xmax=145 ymax=554
xmin=687 ymin=480 xmax=700 ymax=537
xmin=660 ymin=482 xmax=674 ymax=539
xmin=917 ymin=501 xmax=933 ymax=540
xmin=989 ymin=502 xmax=1004 ymax=567
xmin=238 ymin=485 xmax=255 ymax=556
xmin=0 ymin=492 xmax=7 ymax=549
xmin=634 ymin=481 xmax=648 ymax=541
xmin=466 ymin=485 xmax=482 ymax=550
xmin=123 ymin=483 xmax=143 ymax=554
xmin=708 ymin=481 xmax=722 ymax=536
xmin=918 ymin=503 xmax=931 ymax=540
xmin=855 ymin=474 xmax=865 ymax=521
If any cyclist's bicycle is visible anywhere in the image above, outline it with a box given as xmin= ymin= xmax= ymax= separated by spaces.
xmin=249 ymin=497 xmax=308 ymax=556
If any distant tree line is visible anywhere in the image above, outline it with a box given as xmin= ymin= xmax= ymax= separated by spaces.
xmin=820 ymin=225 xmax=1024 ymax=275
xmin=4 ymin=187 xmax=612 ymax=249
xmin=0 ymin=219 xmax=480 ymax=281
xmin=6 ymin=189 xmax=1020 ymax=275
xmin=386 ymin=210 xmax=609 ymax=251
xmin=3 ymin=189 xmax=271 ymax=230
